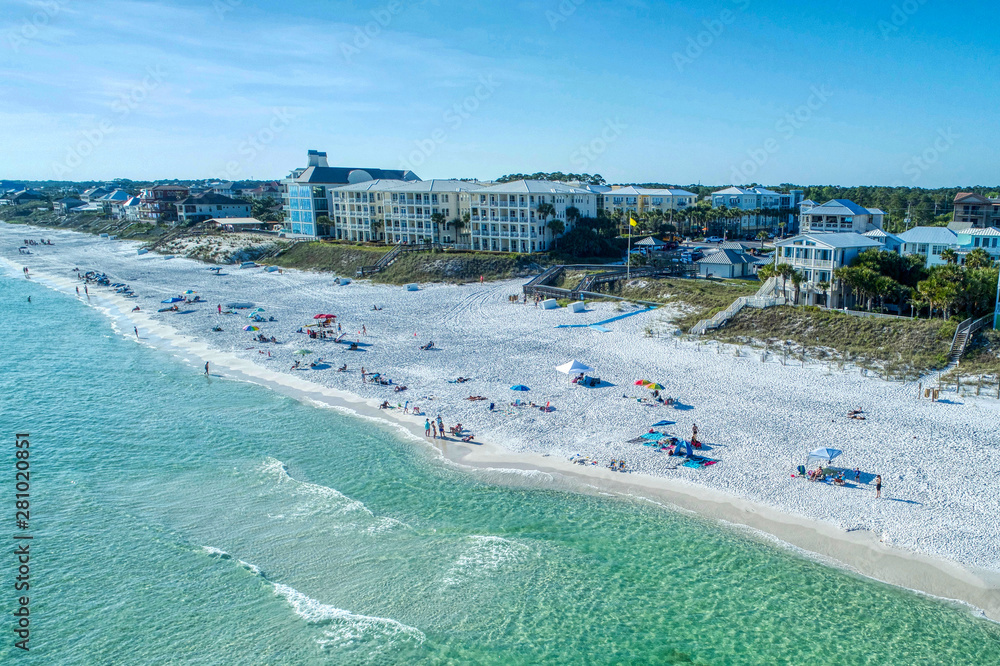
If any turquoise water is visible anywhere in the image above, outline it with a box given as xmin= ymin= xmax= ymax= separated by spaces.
xmin=2 ymin=273 xmax=999 ymax=665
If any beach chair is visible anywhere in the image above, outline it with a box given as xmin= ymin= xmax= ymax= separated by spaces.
xmin=797 ymin=465 xmax=807 ymax=477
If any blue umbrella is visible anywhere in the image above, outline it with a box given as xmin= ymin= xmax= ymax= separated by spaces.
xmin=161 ymin=297 xmax=184 ymax=303
xmin=510 ymin=385 xmax=531 ymax=391
xmin=641 ymin=432 xmax=665 ymax=440
xmin=685 ymin=441 xmax=694 ymax=457
xmin=651 ymin=420 xmax=675 ymax=427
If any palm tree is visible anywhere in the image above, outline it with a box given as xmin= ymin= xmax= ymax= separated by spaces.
xmin=547 ymin=218 xmax=565 ymax=237
xmin=430 ymin=212 xmax=446 ymax=245
xmin=816 ymin=280 xmax=831 ymax=307
xmin=790 ymin=269 xmax=805 ymax=305
xmin=756 ymin=230 xmax=768 ymax=250
xmin=565 ymin=206 xmax=580 ymax=228
xmin=940 ymin=248 xmax=959 ymax=265
xmin=536 ymin=202 xmax=556 ymax=229
xmin=964 ymin=247 xmax=993 ymax=268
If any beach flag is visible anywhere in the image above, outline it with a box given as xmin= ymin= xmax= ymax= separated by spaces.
xmin=629 ymin=216 xmax=638 ymax=227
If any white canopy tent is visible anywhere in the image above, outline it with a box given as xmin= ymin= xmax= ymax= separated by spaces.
xmin=806 ymin=447 xmax=843 ymax=466
xmin=556 ymin=360 xmax=593 ymax=375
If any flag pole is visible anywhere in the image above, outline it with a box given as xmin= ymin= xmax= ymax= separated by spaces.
xmin=627 ymin=212 xmax=632 ymax=281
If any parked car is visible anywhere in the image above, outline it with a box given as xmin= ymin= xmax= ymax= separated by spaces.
xmin=705 ymin=236 xmax=725 ymax=243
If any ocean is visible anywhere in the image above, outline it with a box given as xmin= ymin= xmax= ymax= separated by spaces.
xmin=1 ymin=272 xmax=999 ymax=665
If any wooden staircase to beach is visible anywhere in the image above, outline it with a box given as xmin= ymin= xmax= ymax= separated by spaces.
xmin=946 ymin=314 xmax=993 ymax=368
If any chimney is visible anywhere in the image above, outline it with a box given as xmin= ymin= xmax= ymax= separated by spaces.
xmin=307 ymin=150 xmax=329 ymax=168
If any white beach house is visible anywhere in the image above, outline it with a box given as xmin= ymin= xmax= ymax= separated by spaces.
xmin=798 ymin=199 xmax=885 ymax=234
xmin=773 ymin=232 xmax=882 ymax=306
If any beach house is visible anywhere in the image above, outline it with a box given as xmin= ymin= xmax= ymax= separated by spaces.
xmin=863 ymin=228 xmax=904 ymax=253
xmin=897 ymin=227 xmax=959 ymax=267
xmin=281 ymin=149 xmax=420 ymax=237
xmin=379 ymin=180 xmax=485 ymax=246
xmin=956 ymin=227 xmax=1000 ymax=263
xmin=174 ymin=193 xmax=251 ymax=225
xmin=459 ymin=180 xmax=598 ymax=253
xmin=952 ymin=192 xmax=1000 ymax=229
xmin=695 ymin=248 xmax=757 ymax=278
xmin=773 ymin=232 xmax=882 ymax=306
xmin=139 ymin=184 xmax=189 ymax=223
xmin=798 ymin=199 xmax=885 ymax=234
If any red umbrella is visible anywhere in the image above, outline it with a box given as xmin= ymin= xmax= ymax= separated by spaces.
xmin=313 ymin=314 xmax=336 ymax=319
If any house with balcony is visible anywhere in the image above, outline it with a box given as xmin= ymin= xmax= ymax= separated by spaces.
xmin=139 ymin=184 xmax=189 ymax=223
xmin=711 ymin=186 xmax=804 ymax=233
xmin=282 ymin=149 xmax=420 ymax=237
xmin=380 ymin=180 xmax=484 ymax=246
xmin=774 ymin=232 xmax=882 ymax=306
xmin=952 ymin=192 xmax=1000 ymax=229
xmin=897 ymin=227 xmax=959 ymax=267
xmin=956 ymin=227 xmax=1000 ymax=263
xmin=175 ymin=193 xmax=251 ymax=225
xmin=799 ymin=199 xmax=885 ymax=234
xmin=459 ymin=180 xmax=598 ymax=253
xmin=604 ymin=186 xmax=696 ymax=218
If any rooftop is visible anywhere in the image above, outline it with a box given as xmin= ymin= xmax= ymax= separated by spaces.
xmin=776 ymin=232 xmax=883 ymax=249
xmin=897 ymin=227 xmax=959 ymax=244
xmin=292 ymin=166 xmax=420 ymax=185
xmin=476 ymin=180 xmax=594 ymax=195
xmin=696 ymin=248 xmax=756 ymax=265
xmin=802 ymin=199 xmax=872 ymax=216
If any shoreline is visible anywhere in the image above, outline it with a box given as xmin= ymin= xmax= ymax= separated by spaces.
xmin=6 ymin=255 xmax=1000 ymax=622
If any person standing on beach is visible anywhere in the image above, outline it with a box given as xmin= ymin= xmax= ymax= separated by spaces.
xmin=76 ymin=286 xmax=79 ymax=295
xmin=404 ymin=400 xmax=409 ymax=414
xmin=218 ymin=304 xmax=222 ymax=314
xmin=362 ymin=324 xmax=366 ymax=336
xmin=134 ymin=326 xmax=139 ymax=339
xmin=437 ymin=415 xmax=444 ymax=437
xmin=424 ymin=419 xmax=431 ymax=437
xmin=204 ymin=362 xmax=210 ymax=376
xmin=854 ymin=468 xmax=861 ymax=483
xmin=875 ymin=475 xmax=882 ymax=498
xmin=84 ymin=285 xmax=88 ymax=295
xmin=361 ymin=367 xmax=366 ymax=383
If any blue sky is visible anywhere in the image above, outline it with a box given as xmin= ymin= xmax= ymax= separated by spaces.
xmin=0 ymin=0 xmax=996 ymax=186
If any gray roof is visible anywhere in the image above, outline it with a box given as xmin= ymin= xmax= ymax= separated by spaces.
xmin=608 ymin=186 xmax=696 ymax=197
xmin=386 ymin=179 xmax=485 ymax=193
xmin=775 ymin=232 xmax=882 ymax=249
xmin=477 ymin=180 xmax=593 ymax=195
xmin=176 ymin=192 xmax=247 ymax=206
xmin=696 ymin=249 xmax=756 ymax=265
xmin=958 ymin=227 xmax=1000 ymax=237
xmin=332 ymin=179 xmax=409 ymax=193
xmin=634 ymin=236 xmax=667 ymax=246
xmin=897 ymin=227 xmax=958 ymax=245
xmin=293 ymin=166 xmax=419 ymax=185
xmin=713 ymin=186 xmax=780 ymax=196
xmin=801 ymin=199 xmax=872 ymax=216
xmin=863 ymin=229 xmax=902 ymax=242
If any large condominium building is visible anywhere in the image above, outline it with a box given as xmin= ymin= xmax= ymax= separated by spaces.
xmin=603 ymin=186 xmax=697 ymax=217
xmin=460 ymin=180 xmax=598 ymax=253
xmin=381 ymin=180 xmax=484 ymax=246
xmin=799 ymin=199 xmax=885 ymax=234
xmin=329 ymin=179 xmax=484 ymax=244
xmin=711 ymin=186 xmax=804 ymax=232
xmin=952 ymin=192 xmax=1000 ymax=229
xmin=282 ymin=149 xmax=419 ymax=237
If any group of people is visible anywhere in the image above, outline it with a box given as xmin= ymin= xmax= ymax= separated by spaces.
xmin=23 ymin=238 xmax=52 ymax=246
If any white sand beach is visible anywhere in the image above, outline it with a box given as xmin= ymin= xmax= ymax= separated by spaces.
xmin=5 ymin=223 xmax=1000 ymax=618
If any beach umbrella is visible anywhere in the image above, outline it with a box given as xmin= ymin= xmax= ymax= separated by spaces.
xmin=556 ymin=360 xmax=593 ymax=374
xmin=634 ymin=380 xmax=649 ymax=386
xmin=253 ymin=307 xmax=265 ymax=312
xmin=313 ymin=314 xmax=336 ymax=319
xmin=641 ymin=432 xmax=664 ymax=440
xmin=295 ymin=349 xmax=313 ymax=355
xmin=647 ymin=383 xmax=665 ymax=391
xmin=510 ymin=385 xmax=530 ymax=391
xmin=651 ymin=420 xmax=675 ymax=427
xmin=807 ymin=447 xmax=842 ymax=464
xmin=243 ymin=325 xmax=259 ymax=331
xmin=162 ymin=297 xmax=184 ymax=303
xmin=183 ymin=290 xmax=197 ymax=294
